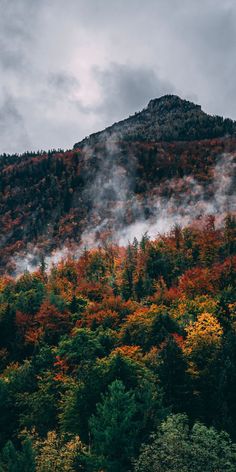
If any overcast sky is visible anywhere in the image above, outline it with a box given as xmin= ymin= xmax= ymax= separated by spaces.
xmin=0 ymin=0 xmax=236 ymax=154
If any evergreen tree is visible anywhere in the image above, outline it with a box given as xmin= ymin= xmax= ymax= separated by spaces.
xmin=224 ymin=214 xmax=236 ymax=257
xmin=157 ymin=336 xmax=191 ymax=414
xmin=0 ymin=439 xmax=35 ymax=472
xmin=121 ymin=265 xmax=133 ymax=300
xmin=89 ymin=380 xmax=138 ymax=472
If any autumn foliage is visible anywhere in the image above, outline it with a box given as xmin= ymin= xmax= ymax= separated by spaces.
xmin=0 ymin=217 xmax=235 ymax=470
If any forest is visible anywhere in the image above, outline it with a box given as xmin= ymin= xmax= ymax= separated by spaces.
xmin=0 ymin=215 xmax=236 ymax=471
xmin=1 ymin=134 xmax=236 ymax=274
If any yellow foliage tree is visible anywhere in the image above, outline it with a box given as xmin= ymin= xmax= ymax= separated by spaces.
xmin=184 ymin=312 xmax=223 ymax=357
xmin=33 ymin=431 xmax=87 ymax=472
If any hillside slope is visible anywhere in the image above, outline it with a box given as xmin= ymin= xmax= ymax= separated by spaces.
xmin=1 ymin=95 xmax=236 ymax=273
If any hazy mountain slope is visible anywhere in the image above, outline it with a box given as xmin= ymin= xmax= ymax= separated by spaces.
xmin=1 ymin=95 xmax=236 ymax=273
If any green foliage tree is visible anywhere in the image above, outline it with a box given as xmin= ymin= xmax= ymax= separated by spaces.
xmin=212 ymin=330 xmax=236 ymax=439
xmin=0 ymin=379 xmax=16 ymax=448
xmin=60 ymin=351 xmax=162 ymax=444
xmin=224 ymin=214 xmax=236 ymax=257
xmin=89 ymin=380 xmax=138 ymax=472
xmin=0 ymin=303 xmax=16 ymax=355
xmin=135 ymin=413 xmax=236 ymax=472
xmin=17 ymin=372 xmax=59 ymax=437
xmin=121 ymin=243 xmax=136 ymax=300
xmin=57 ymin=328 xmax=105 ymax=367
xmin=0 ymin=439 xmax=35 ymax=472
xmin=14 ymin=273 xmax=45 ymax=315
xmin=157 ymin=336 xmax=191 ymax=413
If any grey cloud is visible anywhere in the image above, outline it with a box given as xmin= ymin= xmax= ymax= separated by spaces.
xmin=48 ymin=73 xmax=80 ymax=95
xmin=47 ymin=72 xmax=80 ymax=104
xmin=161 ymin=1 xmax=236 ymax=116
xmin=0 ymin=95 xmax=30 ymax=153
xmin=0 ymin=0 xmax=236 ymax=153
xmin=93 ymin=63 xmax=175 ymax=124
xmin=0 ymin=0 xmax=39 ymax=71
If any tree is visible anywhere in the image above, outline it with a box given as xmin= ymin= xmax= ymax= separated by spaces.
xmin=33 ymin=300 xmax=71 ymax=344
xmin=157 ymin=335 xmax=191 ymax=414
xmin=60 ymin=351 xmax=162 ymax=444
xmin=0 ymin=303 xmax=16 ymax=353
xmin=0 ymin=379 xmax=16 ymax=448
xmin=89 ymin=380 xmax=138 ymax=472
xmin=0 ymin=439 xmax=35 ymax=472
xmin=14 ymin=273 xmax=45 ymax=315
xmin=121 ymin=306 xmax=181 ymax=351
xmin=184 ymin=312 xmax=223 ymax=358
xmin=184 ymin=312 xmax=223 ymax=423
xmin=57 ymin=328 xmax=105 ymax=368
xmin=17 ymin=372 xmax=58 ymax=437
xmin=121 ymin=243 xmax=136 ymax=300
xmin=212 ymin=330 xmax=236 ymax=439
xmin=224 ymin=214 xmax=236 ymax=257
xmin=135 ymin=414 xmax=236 ymax=472
xmin=32 ymin=431 xmax=87 ymax=472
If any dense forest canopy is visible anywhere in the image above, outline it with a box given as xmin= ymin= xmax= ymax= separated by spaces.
xmin=0 ymin=217 xmax=236 ymax=470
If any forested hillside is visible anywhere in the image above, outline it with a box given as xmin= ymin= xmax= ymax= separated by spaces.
xmin=0 ymin=218 xmax=236 ymax=471
xmin=1 ymin=95 xmax=236 ymax=470
xmin=1 ymin=95 xmax=236 ymax=274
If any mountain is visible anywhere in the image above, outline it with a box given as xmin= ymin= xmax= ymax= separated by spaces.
xmin=1 ymin=95 xmax=236 ymax=470
xmin=1 ymin=95 xmax=236 ymax=274
xmin=74 ymin=94 xmax=236 ymax=147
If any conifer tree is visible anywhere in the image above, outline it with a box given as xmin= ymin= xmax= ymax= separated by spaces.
xmin=89 ymin=379 xmax=138 ymax=472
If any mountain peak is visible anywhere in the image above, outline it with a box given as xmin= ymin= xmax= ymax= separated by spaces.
xmin=74 ymin=95 xmax=235 ymax=148
xmin=147 ymin=94 xmax=201 ymax=112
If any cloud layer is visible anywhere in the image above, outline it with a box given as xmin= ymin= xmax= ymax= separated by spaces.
xmin=0 ymin=0 xmax=236 ymax=153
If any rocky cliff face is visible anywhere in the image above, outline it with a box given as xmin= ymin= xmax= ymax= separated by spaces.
xmin=1 ymin=95 xmax=236 ymax=273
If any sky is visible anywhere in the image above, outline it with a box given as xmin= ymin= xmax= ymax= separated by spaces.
xmin=0 ymin=0 xmax=236 ymax=154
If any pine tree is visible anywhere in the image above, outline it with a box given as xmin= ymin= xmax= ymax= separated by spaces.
xmin=89 ymin=380 xmax=138 ymax=472
xmin=0 ymin=439 xmax=35 ymax=472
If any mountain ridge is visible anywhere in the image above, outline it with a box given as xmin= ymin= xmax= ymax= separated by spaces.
xmin=74 ymin=94 xmax=236 ymax=148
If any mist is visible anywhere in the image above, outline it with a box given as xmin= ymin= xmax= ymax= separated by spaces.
xmin=11 ymin=144 xmax=236 ymax=276
xmin=118 ymin=153 xmax=236 ymax=245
